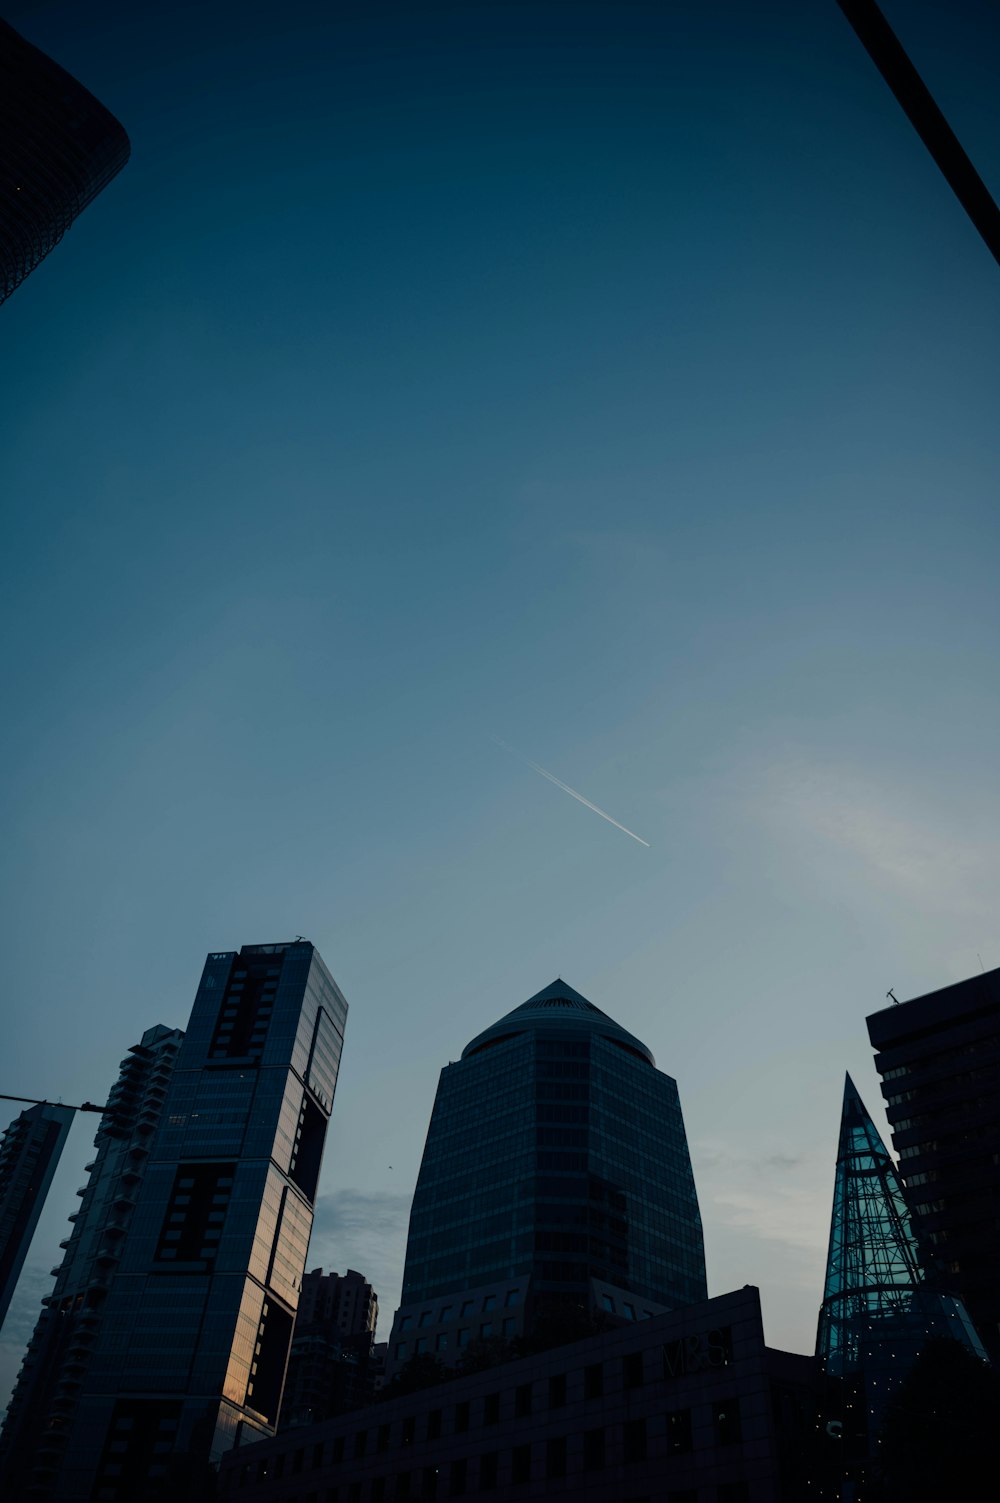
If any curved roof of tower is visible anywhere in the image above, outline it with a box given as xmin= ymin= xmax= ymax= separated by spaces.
xmin=461 ymin=978 xmax=655 ymax=1065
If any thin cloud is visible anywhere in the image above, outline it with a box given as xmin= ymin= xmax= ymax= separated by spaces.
xmin=749 ymin=757 xmax=1000 ymax=916
xmin=309 ymin=1188 xmax=412 ymax=1333
xmin=493 ymin=737 xmax=650 ymax=847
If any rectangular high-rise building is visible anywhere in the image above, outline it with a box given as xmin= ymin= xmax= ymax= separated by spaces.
xmin=867 ymin=966 xmax=1000 ymax=1359
xmin=0 ymin=1027 xmax=183 ymax=1501
xmin=0 ymin=1103 xmax=75 ymax=1332
xmin=58 ymin=940 xmax=347 ymax=1500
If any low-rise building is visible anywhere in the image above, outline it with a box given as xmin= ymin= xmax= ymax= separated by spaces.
xmin=219 ymin=1286 xmax=816 ymax=1503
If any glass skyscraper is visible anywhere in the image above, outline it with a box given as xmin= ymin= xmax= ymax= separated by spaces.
xmin=53 ymin=940 xmax=347 ymax=1501
xmin=390 ymin=980 xmax=705 ymax=1369
xmin=0 ymin=21 xmax=130 ymax=304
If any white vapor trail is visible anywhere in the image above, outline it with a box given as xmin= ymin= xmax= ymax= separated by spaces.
xmin=492 ymin=737 xmax=651 ymax=847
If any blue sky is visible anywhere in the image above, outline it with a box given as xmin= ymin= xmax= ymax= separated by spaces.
xmin=2 ymin=0 xmax=998 ymax=1400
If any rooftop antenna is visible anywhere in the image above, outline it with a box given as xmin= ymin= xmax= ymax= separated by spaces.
xmin=886 ymin=988 xmax=899 ymax=1005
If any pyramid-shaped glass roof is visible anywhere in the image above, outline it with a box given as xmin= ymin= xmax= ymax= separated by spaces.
xmin=461 ymin=979 xmax=655 ymax=1065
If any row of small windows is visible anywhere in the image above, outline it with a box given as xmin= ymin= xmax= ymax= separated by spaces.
xmin=238 ymin=1405 xmax=743 ymax=1494
xmin=399 ymin=1290 xmax=520 ymax=1334
xmin=237 ymin=1488 xmax=742 ymax=1503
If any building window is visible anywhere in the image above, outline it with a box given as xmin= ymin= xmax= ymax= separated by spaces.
xmin=372 ymin=1481 xmax=386 ymax=1503
xmin=377 ymin=1425 xmax=390 ymax=1454
xmin=419 ymin=1310 xmax=433 ymax=1327
xmin=549 ymin=1373 xmax=566 ymax=1408
xmin=515 ymin=1383 xmax=532 ymax=1418
xmin=482 ymin=1295 xmax=496 ymax=1312
xmin=416 ymin=1338 xmax=428 ymax=1355
xmin=449 ymin=1457 xmax=467 ymax=1497
xmin=460 ymin=1300 xmax=475 ymax=1317
xmin=623 ymin=1351 xmax=644 ymax=1389
xmin=511 ymin=1445 xmax=530 ymax=1485
xmin=546 ymin=1437 xmax=567 ymax=1479
xmin=400 ymin=1316 xmax=413 ymax=1331
xmin=502 ymin=1318 xmax=515 ymax=1338
xmin=479 ymin=1452 xmax=498 ymax=1491
xmin=332 ymin=1436 xmax=345 ymax=1462
xmin=483 ymin=1392 xmax=500 ymax=1425
xmin=396 ymin=1343 xmax=407 ymax=1361
xmin=440 ymin=1305 xmax=453 ymax=1322
xmin=454 ymin=1401 xmax=470 ymax=1434
xmin=353 ymin=1432 xmax=366 ymax=1460
xmin=504 ymin=1289 xmax=520 ymax=1307
xmin=458 ymin=1328 xmax=470 ymax=1348
xmin=584 ymin=1363 xmax=603 ymax=1399
xmin=713 ymin=1398 xmax=742 ymax=1446
xmin=583 ymin=1428 xmax=606 ymax=1471
xmin=623 ymin=1302 xmax=636 ymax=1320
xmin=666 ymin=1408 xmax=693 ymax=1453
xmin=436 ymin=1333 xmax=448 ymax=1352
xmin=717 ymin=1486 xmax=750 ymax=1503
xmin=402 ymin=1416 xmax=416 ymax=1447
xmin=422 ymin=1466 xmax=439 ymax=1499
xmin=623 ymin=1418 xmax=647 ymax=1463
xmin=601 ymin=1294 xmax=615 ymax=1312
xmin=312 ymin=1442 xmax=324 ymax=1469
xmin=480 ymin=1323 xmax=492 ymax=1339
xmin=427 ymin=1410 xmax=442 ymax=1441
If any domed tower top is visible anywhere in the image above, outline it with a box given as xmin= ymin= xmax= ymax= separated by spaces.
xmin=462 ymin=978 xmax=655 ymax=1066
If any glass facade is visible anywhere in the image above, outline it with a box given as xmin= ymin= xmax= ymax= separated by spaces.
xmin=56 ymin=941 xmax=347 ymax=1501
xmin=0 ymin=21 xmax=130 ymax=304
xmin=816 ymin=1075 xmax=986 ymax=1462
xmin=401 ymin=980 xmax=706 ymax=1327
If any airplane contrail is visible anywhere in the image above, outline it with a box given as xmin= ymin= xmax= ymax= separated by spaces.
xmin=492 ymin=736 xmax=651 ymax=847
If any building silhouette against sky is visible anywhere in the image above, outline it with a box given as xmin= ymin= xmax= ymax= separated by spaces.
xmin=0 ymin=20 xmax=129 ymax=304
xmin=0 ymin=1103 xmax=75 ymax=1335
xmin=0 ymin=1027 xmax=183 ymax=1502
xmin=48 ymin=940 xmax=347 ymax=1500
xmin=867 ymin=965 xmax=1000 ymax=1360
xmin=279 ymin=1268 xmax=379 ymax=1429
xmin=387 ymin=979 xmax=705 ymax=1374
xmin=816 ymin=1074 xmax=985 ymax=1481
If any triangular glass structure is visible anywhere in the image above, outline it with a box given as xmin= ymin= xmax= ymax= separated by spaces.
xmin=817 ymin=1075 xmax=986 ymax=1379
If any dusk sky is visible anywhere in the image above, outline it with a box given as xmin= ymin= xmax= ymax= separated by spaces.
xmin=2 ymin=0 xmax=998 ymax=1405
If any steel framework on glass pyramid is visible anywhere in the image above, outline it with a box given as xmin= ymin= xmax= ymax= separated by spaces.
xmin=816 ymin=1074 xmax=985 ymax=1378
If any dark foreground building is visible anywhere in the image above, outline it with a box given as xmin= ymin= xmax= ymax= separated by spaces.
xmin=280 ymin=1269 xmax=380 ymax=1428
xmin=387 ymin=979 xmax=705 ymax=1377
xmin=866 ymin=966 xmax=1000 ymax=1360
xmin=0 ymin=1027 xmax=183 ymax=1501
xmin=0 ymin=21 xmax=130 ymax=304
xmin=47 ymin=940 xmax=346 ymax=1501
xmin=220 ymin=1286 xmax=816 ymax=1503
xmin=0 ymin=1102 xmax=75 ymax=1331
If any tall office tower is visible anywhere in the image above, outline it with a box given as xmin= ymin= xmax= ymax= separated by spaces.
xmin=58 ymin=941 xmax=346 ymax=1501
xmin=816 ymin=1076 xmax=985 ymax=1472
xmin=0 ymin=21 xmax=130 ymax=304
xmin=0 ymin=1103 xmax=75 ymax=1330
xmin=867 ymin=967 xmax=1000 ymax=1359
xmin=279 ymin=1269 xmax=379 ymax=1428
xmin=0 ymin=1027 xmax=183 ymax=1503
xmin=387 ymin=980 xmax=705 ymax=1376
